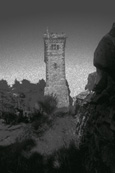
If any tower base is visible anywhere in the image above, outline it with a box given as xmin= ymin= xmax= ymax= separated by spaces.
xmin=44 ymin=85 xmax=69 ymax=108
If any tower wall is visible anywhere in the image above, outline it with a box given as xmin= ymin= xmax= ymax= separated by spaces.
xmin=44 ymin=32 xmax=69 ymax=108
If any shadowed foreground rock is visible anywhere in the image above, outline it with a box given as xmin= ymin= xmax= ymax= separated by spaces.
xmin=75 ymin=24 xmax=115 ymax=173
xmin=94 ymin=23 xmax=115 ymax=81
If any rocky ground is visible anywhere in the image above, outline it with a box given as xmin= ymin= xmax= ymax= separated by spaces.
xmin=0 ymin=120 xmax=28 ymax=146
xmin=0 ymin=114 xmax=82 ymax=173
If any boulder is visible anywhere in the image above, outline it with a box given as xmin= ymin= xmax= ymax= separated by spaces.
xmin=74 ymin=23 xmax=115 ymax=172
xmin=94 ymin=23 xmax=115 ymax=81
xmin=85 ymin=72 xmax=97 ymax=91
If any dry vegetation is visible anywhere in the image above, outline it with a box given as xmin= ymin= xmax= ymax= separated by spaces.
xmin=0 ymin=95 xmax=85 ymax=173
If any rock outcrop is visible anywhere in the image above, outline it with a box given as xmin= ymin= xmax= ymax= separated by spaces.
xmin=75 ymin=73 xmax=115 ymax=172
xmin=94 ymin=23 xmax=115 ymax=81
xmin=75 ymin=23 xmax=115 ymax=173
xmin=85 ymin=72 xmax=96 ymax=91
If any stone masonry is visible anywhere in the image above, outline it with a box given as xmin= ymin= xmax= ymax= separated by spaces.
xmin=43 ymin=30 xmax=69 ymax=108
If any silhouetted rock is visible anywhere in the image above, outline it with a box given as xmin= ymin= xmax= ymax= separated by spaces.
xmin=75 ymin=86 xmax=115 ymax=172
xmin=75 ymin=24 xmax=115 ymax=173
xmin=93 ymin=23 xmax=115 ymax=95
xmin=85 ymin=72 xmax=96 ymax=91
xmin=94 ymin=23 xmax=115 ymax=79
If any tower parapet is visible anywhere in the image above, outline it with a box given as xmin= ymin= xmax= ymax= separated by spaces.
xmin=44 ymin=32 xmax=66 ymax=39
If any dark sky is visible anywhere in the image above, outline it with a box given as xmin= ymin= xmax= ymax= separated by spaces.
xmin=0 ymin=0 xmax=115 ymax=96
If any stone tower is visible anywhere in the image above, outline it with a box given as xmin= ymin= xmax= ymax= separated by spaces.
xmin=43 ymin=30 xmax=69 ymax=108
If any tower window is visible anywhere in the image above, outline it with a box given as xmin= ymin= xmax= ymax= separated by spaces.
xmin=57 ymin=45 xmax=59 ymax=50
xmin=51 ymin=44 xmax=59 ymax=50
xmin=53 ymin=63 xmax=57 ymax=69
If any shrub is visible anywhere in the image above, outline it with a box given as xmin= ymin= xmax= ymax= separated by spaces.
xmin=0 ymin=141 xmax=85 ymax=173
xmin=37 ymin=94 xmax=57 ymax=115
xmin=0 ymin=138 xmax=36 ymax=173
xmin=1 ymin=111 xmax=29 ymax=125
xmin=46 ymin=143 xmax=85 ymax=173
xmin=1 ymin=112 xmax=17 ymax=124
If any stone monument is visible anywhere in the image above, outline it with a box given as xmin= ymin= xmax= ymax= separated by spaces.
xmin=43 ymin=29 xmax=69 ymax=108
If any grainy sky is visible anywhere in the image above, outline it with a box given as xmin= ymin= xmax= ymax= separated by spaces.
xmin=0 ymin=0 xmax=115 ymax=96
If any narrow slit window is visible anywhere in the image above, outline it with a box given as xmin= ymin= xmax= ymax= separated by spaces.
xmin=57 ymin=45 xmax=59 ymax=50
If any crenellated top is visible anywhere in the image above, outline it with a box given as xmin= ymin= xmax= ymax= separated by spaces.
xmin=44 ymin=31 xmax=66 ymax=39
xmin=43 ymin=30 xmax=67 ymax=63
